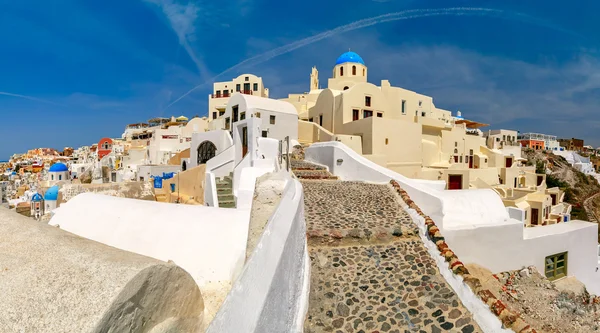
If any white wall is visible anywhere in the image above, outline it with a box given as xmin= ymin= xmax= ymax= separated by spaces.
xmin=207 ymin=177 xmax=309 ymax=333
xmin=190 ymin=130 xmax=233 ymax=169
xmin=49 ymin=193 xmax=250 ymax=286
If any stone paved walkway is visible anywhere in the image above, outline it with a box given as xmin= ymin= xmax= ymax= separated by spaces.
xmin=295 ymin=160 xmax=481 ymax=333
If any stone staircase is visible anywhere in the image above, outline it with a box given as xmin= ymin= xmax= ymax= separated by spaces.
xmin=216 ymin=174 xmax=235 ymax=208
xmin=300 ymin=177 xmax=480 ymax=332
xmin=291 ymin=160 xmax=338 ymax=181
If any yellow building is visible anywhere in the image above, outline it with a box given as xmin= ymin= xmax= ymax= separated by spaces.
xmin=208 ymin=74 xmax=269 ymax=123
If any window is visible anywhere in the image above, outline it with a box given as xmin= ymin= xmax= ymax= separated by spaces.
xmin=352 ymin=65 xmax=356 ymax=75
xmin=51 ymin=174 xmax=54 ymax=180
xmin=319 ymin=114 xmax=323 ymax=126
xmin=485 ymin=158 xmax=488 ymax=163
xmin=454 ymin=156 xmax=459 ymax=163
xmin=232 ymin=105 xmax=239 ymax=122
xmin=253 ymin=83 xmax=258 ymax=91
xmin=385 ymin=138 xmax=389 ymax=145
xmin=377 ymin=112 xmax=383 ymax=118
xmin=363 ymin=68 xmax=365 ymax=76
xmin=469 ymin=149 xmax=473 ymax=155
xmin=245 ymin=76 xmax=249 ymax=81
xmin=219 ymin=110 xmax=225 ymax=117
xmin=256 ymin=112 xmax=261 ymax=118
xmin=454 ymin=149 xmax=458 ymax=154
xmin=225 ymin=117 xmax=231 ymax=130
xmin=216 ymin=90 xmax=221 ymax=97
xmin=455 ymin=142 xmax=458 ymax=147
xmin=401 ymin=100 xmax=406 ymax=114
xmin=270 ymin=115 xmax=276 ymax=125
xmin=352 ymin=109 xmax=359 ymax=121
xmin=418 ymin=100 xmax=422 ymax=107
xmin=503 ymin=135 xmax=506 ymax=141
xmin=343 ymin=86 xmax=349 ymax=90
xmin=223 ymin=90 xmax=229 ymax=97
xmin=261 ymin=130 xmax=268 ymax=138
xmin=240 ymin=112 xmax=246 ymax=120
xmin=460 ymin=156 xmax=463 ymax=163
xmin=309 ymin=117 xmax=314 ymax=122
xmin=59 ymin=175 xmax=62 ymax=181
xmin=421 ymin=111 xmax=426 ymax=117
xmin=340 ymin=67 xmax=344 ymax=76
xmin=545 ymin=252 xmax=567 ymax=281
xmin=363 ymin=110 xmax=373 ymax=118
xmin=365 ymin=96 xmax=371 ymax=107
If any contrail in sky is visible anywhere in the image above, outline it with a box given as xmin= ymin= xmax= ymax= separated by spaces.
xmin=0 ymin=91 xmax=65 ymax=107
xmin=164 ymin=7 xmax=577 ymax=110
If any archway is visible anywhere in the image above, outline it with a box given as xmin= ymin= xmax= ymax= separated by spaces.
xmin=197 ymin=141 xmax=217 ymax=165
xmin=182 ymin=160 xmax=187 ymax=171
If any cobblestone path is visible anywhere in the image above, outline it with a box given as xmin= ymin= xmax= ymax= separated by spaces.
xmin=295 ymin=161 xmax=481 ymax=333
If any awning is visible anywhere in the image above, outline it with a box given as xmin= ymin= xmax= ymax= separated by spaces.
xmin=455 ymin=119 xmax=490 ymax=129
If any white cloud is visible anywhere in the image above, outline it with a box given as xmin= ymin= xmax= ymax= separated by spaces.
xmin=145 ymin=0 xmax=209 ymax=78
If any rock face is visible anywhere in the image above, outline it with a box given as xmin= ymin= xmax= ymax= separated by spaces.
xmin=0 ymin=207 xmax=204 ymax=333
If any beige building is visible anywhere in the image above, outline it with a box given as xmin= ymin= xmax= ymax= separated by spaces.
xmin=208 ymin=74 xmax=269 ymax=123
xmin=290 ymin=51 xmax=571 ymax=225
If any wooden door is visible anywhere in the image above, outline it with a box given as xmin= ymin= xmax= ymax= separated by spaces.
xmin=505 ymin=157 xmax=513 ymax=168
xmin=531 ymin=208 xmax=539 ymax=225
xmin=448 ymin=175 xmax=462 ymax=190
xmin=242 ymin=126 xmax=248 ymax=158
xmin=537 ymin=175 xmax=544 ymax=186
xmin=468 ymin=156 xmax=474 ymax=169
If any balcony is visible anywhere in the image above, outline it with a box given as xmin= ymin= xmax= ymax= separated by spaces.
xmin=211 ymin=90 xmax=254 ymax=98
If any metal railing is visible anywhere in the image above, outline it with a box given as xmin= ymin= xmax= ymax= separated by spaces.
xmin=211 ymin=90 xmax=254 ymax=98
xmin=278 ymin=136 xmax=290 ymax=171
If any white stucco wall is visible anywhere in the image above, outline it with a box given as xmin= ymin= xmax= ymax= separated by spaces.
xmin=190 ymin=130 xmax=233 ymax=169
xmin=207 ymin=177 xmax=309 ymax=333
xmin=49 ymin=193 xmax=249 ymax=286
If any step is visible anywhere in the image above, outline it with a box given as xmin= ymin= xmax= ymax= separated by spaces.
xmin=293 ymin=170 xmax=338 ymax=180
xmin=219 ymin=200 xmax=236 ymax=208
xmin=218 ymin=194 xmax=234 ymax=202
xmin=217 ymin=187 xmax=232 ymax=194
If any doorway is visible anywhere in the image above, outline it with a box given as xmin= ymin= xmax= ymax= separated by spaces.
xmin=505 ymin=157 xmax=513 ymax=168
xmin=242 ymin=126 xmax=248 ymax=158
xmin=243 ymin=83 xmax=251 ymax=93
xmin=448 ymin=175 xmax=463 ymax=190
xmin=197 ymin=141 xmax=217 ymax=165
xmin=468 ymin=156 xmax=474 ymax=169
xmin=531 ymin=208 xmax=539 ymax=225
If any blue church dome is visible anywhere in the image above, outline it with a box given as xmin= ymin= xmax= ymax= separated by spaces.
xmin=44 ymin=186 xmax=59 ymax=201
xmin=336 ymin=51 xmax=365 ymax=65
xmin=31 ymin=193 xmax=43 ymax=202
xmin=49 ymin=163 xmax=68 ymax=172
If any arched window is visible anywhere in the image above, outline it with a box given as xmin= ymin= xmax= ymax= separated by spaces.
xmin=197 ymin=141 xmax=217 ymax=165
xmin=59 ymin=175 xmax=62 ymax=181
xmin=51 ymin=174 xmax=54 ymax=180
xmin=343 ymin=86 xmax=349 ymax=90
xmin=363 ymin=68 xmax=366 ymax=76
xmin=352 ymin=66 xmax=356 ymax=75
xmin=340 ymin=67 xmax=344 ymax=76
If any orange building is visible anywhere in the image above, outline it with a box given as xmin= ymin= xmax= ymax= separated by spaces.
xmin=520 ymin=140 xmax=545 ymax=150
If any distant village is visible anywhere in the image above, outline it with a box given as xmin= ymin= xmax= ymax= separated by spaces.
xmin=4 ymin=51 xmax=600 ymax=332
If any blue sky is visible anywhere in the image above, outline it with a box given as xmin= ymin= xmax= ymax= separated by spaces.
xmin=1 ymin=0 xmax=599 ymax=160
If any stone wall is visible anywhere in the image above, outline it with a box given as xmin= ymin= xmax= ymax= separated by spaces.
xmin=0 ymin=207 xmax=203 ymax=332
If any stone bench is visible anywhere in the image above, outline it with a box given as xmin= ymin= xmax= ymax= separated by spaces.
xmin=0 ymin=208 xmax=204 ymax=333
